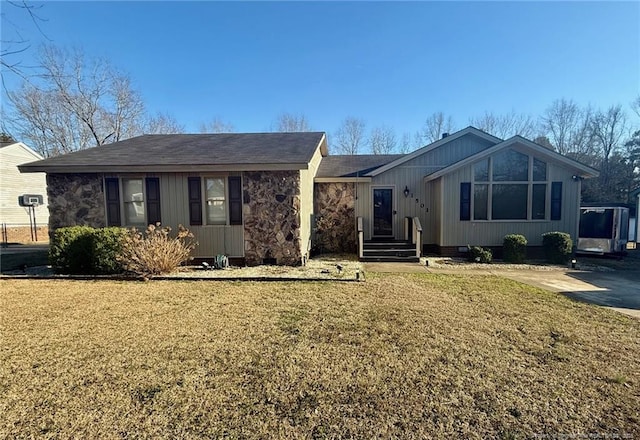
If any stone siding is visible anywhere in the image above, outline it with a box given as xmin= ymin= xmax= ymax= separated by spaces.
xmin=47 ymin=174 xmax=106 ymax=233
xmin=243 ymin=171 xmax=302 ymax=265
xmin=314 ymin=182 xmax=356 ymax=253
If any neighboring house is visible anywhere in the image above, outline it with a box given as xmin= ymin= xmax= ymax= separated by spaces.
xmin=0 ymin=142 xmax=49 ymax=227
xmin=19 ymin=127 xmax=598 ymax=264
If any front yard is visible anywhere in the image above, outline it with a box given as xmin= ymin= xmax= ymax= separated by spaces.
xmin=1 ymin=274 xmax=639 ymax=438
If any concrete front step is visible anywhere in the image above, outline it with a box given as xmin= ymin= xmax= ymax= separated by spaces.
xmin=361 ymin=255 xmax=420 ymax=263
xmin=362 ymin=240 xmax=418 ymax=262
xmin=363 ymin=249 xmax=417 ymax=257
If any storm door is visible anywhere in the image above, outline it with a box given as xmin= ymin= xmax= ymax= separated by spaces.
xmin=373 ymin=188 xmax=394 ymax=237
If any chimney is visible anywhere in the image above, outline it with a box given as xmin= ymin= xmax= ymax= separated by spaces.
xmin=442 ymin=133 xmax=449 ymax=139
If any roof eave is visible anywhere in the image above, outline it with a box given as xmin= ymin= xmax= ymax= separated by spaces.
xmin=424 ymin=137 xmax=599 ymax=182
xmin=315 ymin=176 xmax=372 ymax=183
xmin=368 ymin=126 xmax=502 ymax=177
xmin=19 ymin=163 xmax=310 ymax=174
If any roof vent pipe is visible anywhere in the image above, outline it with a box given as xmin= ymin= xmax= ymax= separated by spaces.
xmin=442 ymin=133 xmax=449 ymax=139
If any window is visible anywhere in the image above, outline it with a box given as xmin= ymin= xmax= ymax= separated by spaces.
xmin=473 ymin=184 xmax=488 ymax=220
xmin=462 ymin=150 xmax=561 ymax=221
xmin=492 ymin=184 xmax=528 ymax=220
xmin=123 ymin=178 xmax=145 ymax=226
xmin=104 ymin=177 xmax=161 ymax=227
xmin=188 ymin=176 xmax=243 ymax=226
xmin=492 ymin=149 xmax=528 ymax=181
xmin=473 ymin=159 xmax=489 ymax=182
xmin=205 ymin=178 xmax=226 ymax=225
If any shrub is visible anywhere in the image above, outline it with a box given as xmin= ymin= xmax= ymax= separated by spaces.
xmin=503 ymin=234 xmax=527 ymax=263
xmin=467 ymin=246 xmax=493 ymax=263
xmin=50 ymin=226 xmax=95 ymax=274
xmin=49 ymin=226 xmax=127 ymax=274
xmin=117 ymin=224 xmax=197 ymax=276
xmin=91 ymin=228 xmax=128 ymax=274
xmin=542 ymin=231 xmax=573 ymax=264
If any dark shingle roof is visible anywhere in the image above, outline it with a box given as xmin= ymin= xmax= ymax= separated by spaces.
xmin=316 ymin=154 xmax=403 ymax=178
xmin=19 ymin=132 xmax=326 ymax=172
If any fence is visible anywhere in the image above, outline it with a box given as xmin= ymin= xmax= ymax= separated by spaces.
xmin=1 ymin=223 xmax=49 ymax=245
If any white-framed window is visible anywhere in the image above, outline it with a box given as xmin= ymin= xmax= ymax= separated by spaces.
xmin=205 ymin=177 xmax=227 ymax=225
xmin=122 ymin=178 xmax=146 ymax=226
xmin=471 ymin=150 xmax=549 ymax=221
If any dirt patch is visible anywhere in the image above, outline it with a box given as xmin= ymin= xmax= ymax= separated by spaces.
xmin=1 ymin=226 xmax=49 ymax=244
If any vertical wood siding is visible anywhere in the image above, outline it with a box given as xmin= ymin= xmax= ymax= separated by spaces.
xmin=158 ymin=172 xmax=244 ymax=257
xmin=362 ymin=133 xmax=496 ymax=241
xmin=439 ymin=161 xmax=582 ymax=247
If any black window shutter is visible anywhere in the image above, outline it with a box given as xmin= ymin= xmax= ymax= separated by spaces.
xmin=146 ymin=177 xmax=161 ymax=225
xmin=460 ymin=182 xmax=471 ymax=221
xmin=551 ymin=182 xmax=562 ymax=221
xmin=188 ymin=177 xmax=202 ymax=226
xmin=105 ymin=177 xmax=121 ymax=226
xmin=228 ymin=176 xmax=243 ymax=225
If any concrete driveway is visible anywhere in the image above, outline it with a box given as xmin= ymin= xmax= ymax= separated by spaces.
xmin=497 ymin=266 xmax=640 ymax=319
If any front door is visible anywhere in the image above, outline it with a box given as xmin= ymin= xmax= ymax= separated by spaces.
xmin=373 ymin=188 xmax=394 ymax=237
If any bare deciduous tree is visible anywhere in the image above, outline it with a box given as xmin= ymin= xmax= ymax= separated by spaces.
xmin=333 ymin=117 xmax=365 ymax=155
xmin=591 ymin=104 xmax=627 ymax=164
xmin=5 ymin=45 xmax=177 ymax=157
xmin=470 ymin=110 xmax=536 ymax=139
xmin=199 ymin=117 xmax=234 ymax=133
xmin=369 ymin=125 xmax=396 ymax=155
xmin=631 ymin=95 xmax=640 ymax=120
xmin=420 ymin=112 xmax=456 ymax=143
xmin=539 ymin=99 xmax=595 ymax=159
xmin=1 ymin=1 xmax=48 ymax=80
xmin=145 ymin=112 xmax=184 ymax=134
xmin=398 ymin=132 xmax=413 ymax=154
xmin=272 ymin=113 xmax=311 ymax=132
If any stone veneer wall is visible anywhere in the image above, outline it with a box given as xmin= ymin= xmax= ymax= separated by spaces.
xmin=243 ymin=171 xmax=302 ymax=265
xmin=314 ymin=182 xmax=356 ymax=253
xmin=47 ymin=174 xmax=106 ymax=233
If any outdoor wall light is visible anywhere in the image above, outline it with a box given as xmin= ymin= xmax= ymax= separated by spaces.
xmin=403 ymin=186 xmax=410 ymax=198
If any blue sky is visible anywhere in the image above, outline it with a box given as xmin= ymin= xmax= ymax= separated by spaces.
xmin=2 ymin=1 xmax=639 ymax=137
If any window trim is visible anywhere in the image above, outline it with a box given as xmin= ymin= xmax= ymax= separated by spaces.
xmin=203 ymin=176 xmax=228 ymax=226
xmin=121 ymin=177 xmax=147 ymax=227
xmin=469 ymin=152 xmax=553 ymax=222
xmin=104 ymin=176 xmax=160 ymax=227
xmin=190 ymin=175 xmax=243 ymax=227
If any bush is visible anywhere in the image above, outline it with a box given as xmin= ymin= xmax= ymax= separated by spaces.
xmin=503 ymin=234 xmax=527 ymax=263
xmin=50 ymin=226 xmax=127 ymax=274
xmin=117 ymin=224 xmax=197 ymax=276
xmin=50 ymin=226 xmax=95 ymax=274
xmin=542 ymin=231 xmax=573 ymax=264
xmin=467 ymin=246 xmax=493 ymax=263
xmin=91 ymin=228 xmax=128 ymax=274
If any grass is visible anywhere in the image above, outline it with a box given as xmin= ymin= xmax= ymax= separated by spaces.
xmin=1 ymin=273 xmax=639 ymax=438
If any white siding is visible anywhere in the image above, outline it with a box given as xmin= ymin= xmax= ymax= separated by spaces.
xmin=0 ymin=143 xmax=49 ymax=225
xmin=299 ymin=146 xmax=324 ymax=258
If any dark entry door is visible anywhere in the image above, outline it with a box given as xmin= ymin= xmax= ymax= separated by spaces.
xmin=373 ymin=188 xmax=393 ymax=236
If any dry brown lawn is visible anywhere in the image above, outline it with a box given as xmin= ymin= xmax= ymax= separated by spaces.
xmin=1 ymin=274 xmax=639 ymax=439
